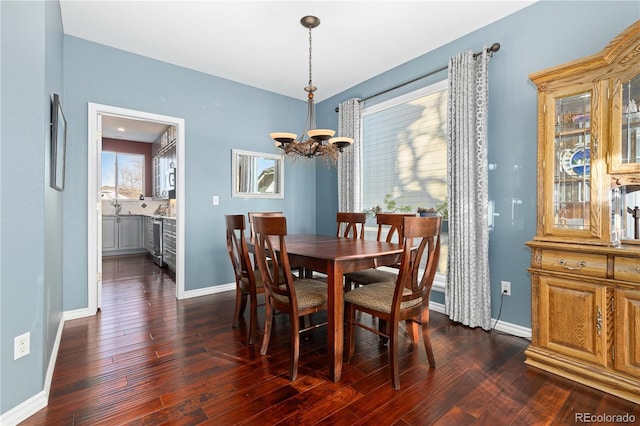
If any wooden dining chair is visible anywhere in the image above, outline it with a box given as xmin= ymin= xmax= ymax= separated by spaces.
xmin=344 ymin=215 xmax=442 ymax=390
xmin=247 ymin=211 xmax=283 ymax=239
xmin=225 ymin=214 xmax=263 ymax=345
xmin=336 ymin=212 xmax=367 ymax=239
xmin=248 ymin=211 xmax=304 ymax=277
xmin=344 ymin=212 xmax=416 ymax=290
xmin=253 ymin=215 xmax=328 ymax=381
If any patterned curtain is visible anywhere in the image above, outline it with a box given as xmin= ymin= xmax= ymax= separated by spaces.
xmin=337 ymin=98 xmax=362 ymax=212
xmin=445 ymin=48 xmax=491 ymax=330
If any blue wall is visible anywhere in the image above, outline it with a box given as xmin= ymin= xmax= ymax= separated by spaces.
xmin=62 ymin=36 xmax=318 ymax=307
xmin=1 ymin=0 xmax=638 ymax=419
xmin=315 ymin=1 xmax=640 ymax=327
xmin=1 ymin=0 xmax=65 ymax=414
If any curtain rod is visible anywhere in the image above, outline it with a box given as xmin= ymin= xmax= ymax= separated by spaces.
xmin=335 ymin=42 xmax=500 ymax=112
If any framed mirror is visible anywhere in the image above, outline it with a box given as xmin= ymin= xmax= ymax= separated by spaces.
xmin=232 ymin=149 xmax=284 ymax=199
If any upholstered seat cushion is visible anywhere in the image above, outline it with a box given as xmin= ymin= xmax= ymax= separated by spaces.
xmin=344 ymin=282 xmax=422 ymax=314
xmin=274 ymin=279 xmax=328 ymax=310
xmin=344 ymin=269 xmax=397 ymax=285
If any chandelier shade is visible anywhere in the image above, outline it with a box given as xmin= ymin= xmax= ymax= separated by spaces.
xmin=270 ymin=16 xmax=353 ymax=165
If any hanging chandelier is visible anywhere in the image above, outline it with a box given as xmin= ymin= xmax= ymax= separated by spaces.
xmin=270 ymin=16 xmax=353 ymax=164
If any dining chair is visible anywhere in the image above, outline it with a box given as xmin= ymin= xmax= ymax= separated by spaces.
xmin=225 ymin=214 xmax=263 ymax=345
xmin=343 ymin=212 xmax=416 ymax=290
xmin=336 ymin=212 xmax=367 ymax=239
xmin=247 ymin=211 xmax=283 ymax=239
xmin=253 ymin=215 xmax=328 ymax=381
xmin=248 ymin=211 xmax=305 ymax=277
xmin=344 ymin=215 xmax=442 ymax=390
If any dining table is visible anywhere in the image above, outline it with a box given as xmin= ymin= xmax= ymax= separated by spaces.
xmin=263 ymin=234 xmax=404 ymax=382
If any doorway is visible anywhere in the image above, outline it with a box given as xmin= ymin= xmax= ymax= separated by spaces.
xmin=88 ymin=103 xmax=185 ymax=312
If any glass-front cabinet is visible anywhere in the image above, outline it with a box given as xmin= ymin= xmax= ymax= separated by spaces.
xmin=539 ymin=81 xmax=608 ymax=243
xmin=611 ymin=72 xmax=640 ymax=173
xmin=550 ymin=90 xmax=594 ymax=233
xmin=526 ymin=21 xmax=640 ymax=405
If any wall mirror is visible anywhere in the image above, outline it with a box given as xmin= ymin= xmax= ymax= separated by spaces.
xmin=232 ymin=149 xmax=284 ymax=198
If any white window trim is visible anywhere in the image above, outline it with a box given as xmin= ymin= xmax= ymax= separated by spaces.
xmin=360 ymin=79 xmax=449 ymax=292
xmin=362 ymin=79 xmax=448 ymax=116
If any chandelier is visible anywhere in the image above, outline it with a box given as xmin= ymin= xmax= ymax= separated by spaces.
xmin=270 ymin=16 xmax=353 ymax=165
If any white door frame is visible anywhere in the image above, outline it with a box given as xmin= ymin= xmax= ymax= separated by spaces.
xmin=87 ymin=103 xmax=185 ymax=313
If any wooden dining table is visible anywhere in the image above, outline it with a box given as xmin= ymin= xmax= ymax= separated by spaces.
xmin=269 ymin=234 xmax=404 ymax=382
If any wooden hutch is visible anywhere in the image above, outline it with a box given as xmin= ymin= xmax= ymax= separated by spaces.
xmin=526 ymin=20 xmax=640 ymax=403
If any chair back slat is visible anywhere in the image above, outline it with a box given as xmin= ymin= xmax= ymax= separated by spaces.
xmin=247 ymin=211 xmax=283 ymax=239
xmin=375 ymin=213 xmax=416 ymax=243
xmin=225 ymin=214 xmax=254 ymax=285
xmin=253 ymin=215 xmax=299 ymax=315
xmin=336 ymin=212 xmax=367 ymax=239
xmin=393 ymin=216 xmax=442 ymax=313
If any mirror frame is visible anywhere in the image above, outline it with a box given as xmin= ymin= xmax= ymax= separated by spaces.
xmin=232 ymin=149 xmax=284 ymax=199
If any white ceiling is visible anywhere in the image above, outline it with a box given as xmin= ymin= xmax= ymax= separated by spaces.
xmin=60 ymin=0 xmax=537 ymax=141
xmin=101 ymin=115 xmax=170 ymax=142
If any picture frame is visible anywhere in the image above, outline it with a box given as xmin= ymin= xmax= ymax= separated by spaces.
xmin=50 ymin=93 xmax=67 ymax=191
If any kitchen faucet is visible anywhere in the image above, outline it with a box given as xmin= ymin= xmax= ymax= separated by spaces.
xmin=111 ymin=199 xmax=122 ymax=215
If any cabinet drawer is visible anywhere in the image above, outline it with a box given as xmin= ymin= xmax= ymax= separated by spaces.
xmin=163 ymin=219 xmax=176 ymax=233
xmin=614 ymin=256 xmax=640 ymax=283
xmin=541 ymin=250 xmax=607 ymax=278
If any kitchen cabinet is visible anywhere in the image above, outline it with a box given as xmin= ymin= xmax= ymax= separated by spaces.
xmin=526 ymin=21 xmax=640 ymax=404
xmin=102 ymin=216 xmax=118 ymax=251
xmin=144 ymin=216 xmax=154 ymax=253
xmin=163 ymin=218 xmax=176 ymax=271
xmin=153 ymin=126 xmax=177 ymax=199
xmin=102 ymin=215 xmax=144 ymax=254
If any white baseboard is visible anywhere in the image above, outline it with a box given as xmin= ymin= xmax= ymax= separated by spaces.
xmin=0 ymin=316 xmax=65 ymax=425
xmin=0 ymin=391 xmax=47 ymax=426
xmin=63 ymin=306 xmax=95 ymax=321
xmin=181 ymin=282 xmax=235 ymax=299
xmin=429 ymin=301 xmax=531 ymax=340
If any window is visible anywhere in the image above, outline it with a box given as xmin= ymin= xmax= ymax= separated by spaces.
xmin=361 ymin=80 xmax=448 ymax=274
xmin=101 ymin=152 xmax=144 ymax=200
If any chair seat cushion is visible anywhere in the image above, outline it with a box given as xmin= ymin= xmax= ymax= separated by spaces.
xmin=344 ymin=282 xmax=422 ymax=314
xmin=344 ymin=269 xmax=397 ymax=285
xmin=275 ymin=279 xmax=328 ymax=310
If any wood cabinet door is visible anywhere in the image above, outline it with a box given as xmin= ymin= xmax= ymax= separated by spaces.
xmin=539 ymin=275 xmax=609 ymax=366
xmin=538 ymin=82 xmax=608 ymax=243
xmin=615 ymin=288 xmax=640 ymax=377
xmin=608 ymin=66 xmax=640 ymax=174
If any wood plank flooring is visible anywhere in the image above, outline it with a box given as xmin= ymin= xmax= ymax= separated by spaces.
xmin=21 ymin=254 xmax=639 ymax=425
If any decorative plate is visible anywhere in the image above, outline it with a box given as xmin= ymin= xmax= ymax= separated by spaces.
xmin=561 ymin=147 xmax=590 ymax=176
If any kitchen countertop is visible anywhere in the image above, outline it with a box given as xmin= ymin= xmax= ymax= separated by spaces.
xmin=103 ymin=214 xmax=176 ymax=219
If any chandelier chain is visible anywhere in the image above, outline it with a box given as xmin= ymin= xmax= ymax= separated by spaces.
xmin=269 ymin=15 xmax=353 ymax=165
xmin=308 ymin=27 xmax=313 ymax=86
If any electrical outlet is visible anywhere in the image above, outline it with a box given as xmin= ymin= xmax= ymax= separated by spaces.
xmin=14 ymin=331 xmax=30 ymax=360
xmin=501 ymin=281 xmax=511 ymax=296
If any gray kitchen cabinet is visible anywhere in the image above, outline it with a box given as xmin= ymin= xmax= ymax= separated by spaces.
xmin=102 ymin=215 xmax=144 ymax=254
xmin=163 ymin=218 xmax=176 ymax=271
xmin=144 ymin=216 xmax=154 ymax=253
xmin=152 ymin=127 xmax=177 ymax=199
xmin=102 ymin=216 xmax=118 ymax=251
xmin=119 ymin=216 xmax=143 ymax=250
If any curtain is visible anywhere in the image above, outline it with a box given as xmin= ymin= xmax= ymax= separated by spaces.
xmin=445 ymin=48 xmax=492 ymax=330
xmin=238 ymin=155 xmax=254 ymax=193
xmin=337 ymin=98 xmax=362 ymax=212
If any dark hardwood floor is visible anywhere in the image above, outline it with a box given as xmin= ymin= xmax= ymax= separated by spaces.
xmin=21 ymin=254 xmax=639 ymax=425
